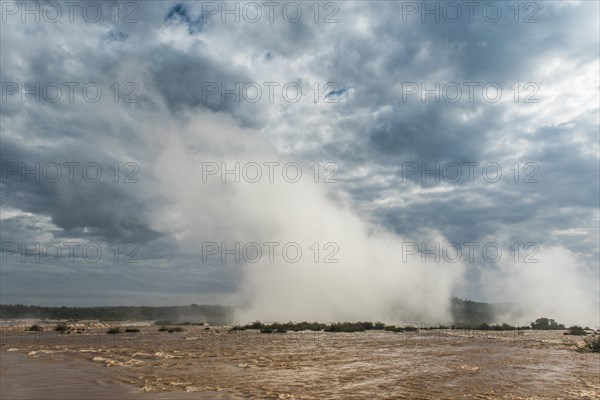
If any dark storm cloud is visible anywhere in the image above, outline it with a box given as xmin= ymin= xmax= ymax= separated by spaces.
xmin=292 ymin=2 xmax=599 ymax=267
xmin=147 ymin=44 xmax=248 ymax=114
xmin=0 ymin=138 xmax=161 ymax=243
xmin=366 ymin=103 xmax=492 ymax=160
xmin=165 ymin=2 xmax=205 ymax=34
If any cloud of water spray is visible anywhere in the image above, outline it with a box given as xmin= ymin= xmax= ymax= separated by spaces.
xmin=144 ymin=111 xmax=466 ymax=323
xmin=481 ymin=247 xmax=599 ymax=327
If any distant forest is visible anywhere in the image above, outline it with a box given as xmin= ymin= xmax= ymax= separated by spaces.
xmin=0 ymin=304 xmax=235 ymax=323
xmin=449 ymin=297 xmax=519 ymax=323
xmin=0 ymin=298 xmax=519 ymax=324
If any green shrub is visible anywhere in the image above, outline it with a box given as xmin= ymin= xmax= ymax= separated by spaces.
xmin=28 ymin=324 xmax=43 ymax=332
xmin=586 ymin=335 xmax=600 ymax=352
xmin=54 ymin=324 xmax=69 ymax=332
xmin=124 ymin=327 xmax=140 ymax=333
xmin=158 ymin=326 xmax=168 ymax=331
xmin=325 ymin=322 xmax=369 ymax=332
xmin=499 ymin=323 xmax=519 ymax=331
xmin=565 ymin=325 xmax=588 ymax=336
xmin=373 ymin=322 xmax=385 ymax=330
xmin=232 ymin=321 xmax=327 ymax=332
xmin=107 ymin=327 xmax=121 ymax=334
xmin=384 ymin=326 xmax=404 ymax=332
xmin=530 ymin=318 xmax=565 ymax=330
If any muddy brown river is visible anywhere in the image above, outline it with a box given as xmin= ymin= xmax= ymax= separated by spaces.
xmin=1 ymin=324 xmax=598 ymax=399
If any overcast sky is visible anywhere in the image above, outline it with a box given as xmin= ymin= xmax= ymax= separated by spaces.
xmin=0 ymin=1 xmax=598 ymax=323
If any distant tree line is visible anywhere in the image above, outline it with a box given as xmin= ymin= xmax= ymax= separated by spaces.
xmin=0 ymin=304 xmax=234 ymax=323
xmin=2 ymin=300 xmax=592 ymax=332
xmin=450 ymin=297 xmax=507 ymax=323
xmin=230 ymin=319 xmax=591 ymax=333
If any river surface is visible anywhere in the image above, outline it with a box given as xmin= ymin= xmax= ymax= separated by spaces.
xmin=1 ymin=324 xmax=599 ymax=399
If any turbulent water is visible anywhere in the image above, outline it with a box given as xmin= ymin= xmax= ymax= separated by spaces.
xmin=1 ymin=323 xmax=599 ymax=399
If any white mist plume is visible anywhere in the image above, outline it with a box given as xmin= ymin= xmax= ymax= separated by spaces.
xmin=482 ymin=247 xmax=599 ymax=327
xmin=142 ymin=110 xmax=465 ymax=323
